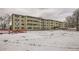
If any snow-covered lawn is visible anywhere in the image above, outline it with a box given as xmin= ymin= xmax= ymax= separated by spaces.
xmin=0 ymin=30 xmax=79 ymax=51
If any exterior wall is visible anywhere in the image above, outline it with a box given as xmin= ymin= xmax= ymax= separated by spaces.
xmin=42 ymin=20 xmax=62 ymax=30
xmin=50 ymin=20 xmax=55 ymax=29
xmin=11 ymin=14 xmax=27 ymax=32
xmin=27 ymin=16 xmax=41 ymax=30
xmin=40 ymin=19 xmax=45 ymax=30
xmin=43 ymin=20 xmax=51 ymax=30
xmin=59 ymin=22 xmax=66 ymax=29
xmin=10 ymin=14 xmax=66 ymax=31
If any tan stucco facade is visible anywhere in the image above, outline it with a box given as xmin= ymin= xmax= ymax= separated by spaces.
xmin=11 ymin=14 xmax=27 ymax=32
xmin=11 ymin=14 xmax=66 ymax=31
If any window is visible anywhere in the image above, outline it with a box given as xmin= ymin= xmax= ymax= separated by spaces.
xmin=15 ymin=23 xmax=19 ymax=26
xmin=15 ymin=27 xmax=19 ymax=29
xmin=33 ymin=24 xmax=37 ymax=25
xmin=27 ymin=23 xmax=32 ymax=25
xmin=17 ymin=27 xmax=19 ymax=29
xmin=27 ymin=20 xmax=32 ymax=22
xmin=28 ymin=27 xmax=32 ymax=29
xmin=21 ymin=16 xmax=25 ymax=18
xmin=15 ymin=19 xmax=17 ymax=21
xmin=21 ymin=27 xmax=24 ymax=29
xmin=15 ymin=19 xmax=19 ymax=21
xmin=51 ymin=22 xmax=53 ymax=24
xmin=56 ymin=23 xmax=58 ymax=24
xmin=21 ymin=20 xmax=24 ymax=22
xmin=34 ymin=27 xmax=40 ymax=29
xmin=21 ymin=23 xmax=24 ymax=25
xmin=15 ymin=27 xmax=17 ymax=29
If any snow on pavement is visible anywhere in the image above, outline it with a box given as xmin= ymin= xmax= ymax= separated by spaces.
xmin=0 ymin=30 xmax=79 ymax=51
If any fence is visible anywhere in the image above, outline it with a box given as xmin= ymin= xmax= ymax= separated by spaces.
xmin=0 ymin=29 xmax=10 ymax=34
xmin=0 ymin=29 xmax=27 ymax=34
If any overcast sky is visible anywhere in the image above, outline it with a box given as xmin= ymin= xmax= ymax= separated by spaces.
xmin=0 ymin=8 xmax=76 ymax=21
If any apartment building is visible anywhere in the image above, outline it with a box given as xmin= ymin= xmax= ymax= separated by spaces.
xmin=41 ymin=19 xmax=62 ymax=30
xmin=43 ymin=20 xmax=51 ymax=30
xmin=10 ymin=14 xmax=66 ymax=32
xmin=26 ymin=16 xmax=41 ymax=30
xmin=59 ymin=22 xmax=66 ymax=29
xmin=40 ymin=18 xmax=45 ymax=30
xmin=49 ymin=20 xmax=55 ymax=29
xmin=11 ymin=14 xmax=27 ymax=32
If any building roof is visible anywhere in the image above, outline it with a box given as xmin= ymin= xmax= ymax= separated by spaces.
xmin=11 ymin=13 xmax=64 ymax=22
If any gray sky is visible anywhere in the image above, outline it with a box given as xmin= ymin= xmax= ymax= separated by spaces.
xmin=0 ymin=8 xmax=76 ymax=21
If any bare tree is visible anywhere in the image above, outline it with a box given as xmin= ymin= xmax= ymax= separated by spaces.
xmin=73 ymin=8 xmax=79 ymax=31
xmin=0 ymin=14 xmax=10 ymax=30
xmin=66 ymin=16 xmax=75 ymax=28
xmin=0 ymin=16 xmax=5 ymax=29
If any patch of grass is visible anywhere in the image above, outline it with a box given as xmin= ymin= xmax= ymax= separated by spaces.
xmin=29 ymin=43 xmax=36 ymax=46
xmin=16 ymin=40 xmax=19 ymax=44
xmin=62 ymin=33 xmax=66 ymax=35
xmin=29 ymin=43 xmax=41 ymax=47
xmin=3 ymin=40 xmax=8 ymax=42
xmin=0 ymin=33 xmax=3 ymax=34
xmin=25 ymin=39 xmax=28 ymax=41
xmin=50 ymin=33 xmax=53 ymax=36
xmin=22 ymin=36 xmax=26 ymax=38
xmin=38 ymin=44 xmax=41 ymax=47
xmin=16 ymin=40 xmax=19 ymax=41
xmin=16 ymin=41 xmax=19 ymax=44
xmin=13 ymin=40 xmax=20 ymax=44
xmin=26 ymin=50 xmax=30 ymax=51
